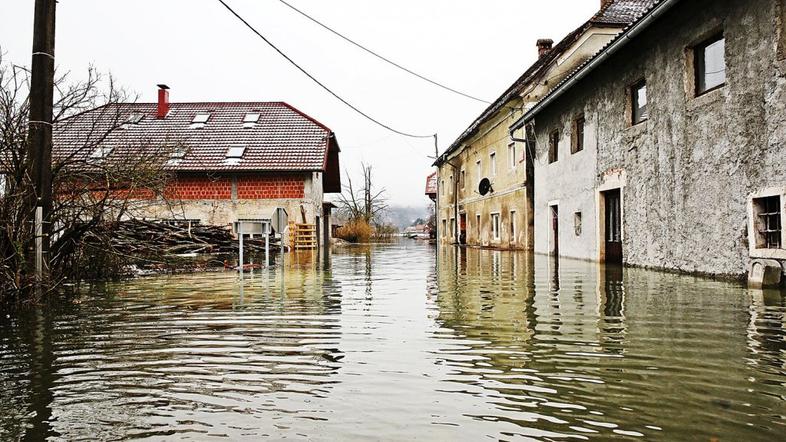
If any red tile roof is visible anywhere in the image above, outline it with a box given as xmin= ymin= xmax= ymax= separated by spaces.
xmin=425 ymin=172 xmax=438 ymax=196
xmin=53 ymin=101 xmax=339 ymax=173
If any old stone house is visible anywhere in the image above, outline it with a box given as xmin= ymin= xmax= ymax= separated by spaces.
xmin=53 ymin=85 xmax=342 ymax=247
xmin=511 ymin=0 xmax=786 ymax=280
xmin=433 ymin=0 xmax=656 ymax=250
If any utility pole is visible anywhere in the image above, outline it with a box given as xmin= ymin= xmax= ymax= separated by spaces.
xmin=27 ymin=0 xmax=57 ymax=286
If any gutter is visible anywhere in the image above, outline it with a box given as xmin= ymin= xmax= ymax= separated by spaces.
xmin=509 ymin=0 xmax=682 ymax=133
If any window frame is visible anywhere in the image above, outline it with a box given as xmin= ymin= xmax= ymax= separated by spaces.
xmin=476 ymin=160 xmax=482 ymax=180
xmin=489 ymin=152 xmax=497 ymax=177
xmin=748 ymin=189 xmax=786 ymax=259
xmin=548 ymin=130 xmax=559 ymax=164
xmin=695 ymin=33 xmax=726 ymax=96
xmin=491 ymin=212 xmax=501 ymax=241
xmin=572 ymin=114 xmax=585 ymax=154
xmin=508 ymin=142 xmax=517 ymax=169
xmin=460 ymin=169 xmax=465 ymax=189
xmin=631 ymin=79 xmax=648 ymax=125
xmin=510 ymin=210 xmax=516 ymax=240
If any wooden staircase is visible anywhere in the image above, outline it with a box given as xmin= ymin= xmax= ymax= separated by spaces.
xmin=289 ymin=222 xmax=317 ymax=250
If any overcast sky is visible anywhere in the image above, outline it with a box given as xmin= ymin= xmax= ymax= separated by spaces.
xmin=1 ymin=0 xmax=599 ymax=208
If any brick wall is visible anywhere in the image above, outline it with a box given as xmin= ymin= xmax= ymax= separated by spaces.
xmin=237 ymin=176 xmax=304 ymax=199
xmin=166 ymin=174 xmax=305 ymax=200
xmin=167 ymin=176 xmax=232 ymax=200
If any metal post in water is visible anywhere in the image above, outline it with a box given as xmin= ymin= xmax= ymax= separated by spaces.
xmin=238 ymin=223 xmax=243 ymax=279
xmin=265 ymin=222 xmax=270 ymax=268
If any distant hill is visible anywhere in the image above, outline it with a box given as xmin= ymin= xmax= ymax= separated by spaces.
xmin=382 ymin=205 xmax=431 ymax=230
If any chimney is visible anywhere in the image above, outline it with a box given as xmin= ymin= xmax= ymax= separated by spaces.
xmin=157 ymin=84 xmax=170 ymax=119
xmin=536 ymin=39 xmax=554 ymax=58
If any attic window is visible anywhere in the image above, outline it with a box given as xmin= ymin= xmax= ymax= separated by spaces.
xmin=225 ymin=146 xmax=246 ymax=164
xmin=166 ymin=147 xmax=187 ymax=166
xmin=243 ymin=113 xmax=260 ymax=129
xmin=126 ymin=113 xmax=144 ymax=124
xmin=89 ymin=147 xmax=113 ymax=160
xmin=190 ymin=113 xmax=211 ymax=129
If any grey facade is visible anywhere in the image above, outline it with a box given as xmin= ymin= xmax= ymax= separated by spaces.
xmin=518 ymin=0 xmax=786 ymax=279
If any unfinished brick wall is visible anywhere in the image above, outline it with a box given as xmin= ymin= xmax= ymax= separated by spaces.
xmin=167 ymin=176 xmax=232 ymax=200
xmin=237 ymin=176 xmax=304 ymax=199
xmin=166 ymin=175 xmax=305 ymax=200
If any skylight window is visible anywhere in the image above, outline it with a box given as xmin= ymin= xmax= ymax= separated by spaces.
xmin=192 ymin=113 xmax=210 ymax=124
xmin=90 ymin=147 xmax=113 ymax=159
xmin=243 ymin=113 xmax=260 ymax=129
xmin=190 ymin=113 xmax=211 ymax=129
xmin=226 ymin=146 xmax=246 ymax=159
xmin=126 ymin=113 xmax=144 ymax=124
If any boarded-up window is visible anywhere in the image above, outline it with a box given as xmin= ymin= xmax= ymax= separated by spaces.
xmin=548 ymin=130 xmax=559 ymax=164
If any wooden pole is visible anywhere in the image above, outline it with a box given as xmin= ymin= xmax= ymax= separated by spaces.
xmin=27 ymin=0 xmax=56 ymax=285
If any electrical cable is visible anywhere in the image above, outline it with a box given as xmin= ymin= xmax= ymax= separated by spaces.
xmin=276 ymin=0 xmax=491 ymax=105
xmin=216 ymin=0 xmax=435 ymax=139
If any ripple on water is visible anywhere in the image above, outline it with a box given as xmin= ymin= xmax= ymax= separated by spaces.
xmin=0 ymin=241 xmax=784 ymax=440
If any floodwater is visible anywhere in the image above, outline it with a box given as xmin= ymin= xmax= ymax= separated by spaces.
xmin=1 ymin=241 xmax=785 ymax=441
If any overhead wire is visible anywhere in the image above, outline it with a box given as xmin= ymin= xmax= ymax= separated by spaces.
xmin=276 ymin=0 xmax=491 ymax=105
xmin=216 ymin=0 xmax=435 ymax=139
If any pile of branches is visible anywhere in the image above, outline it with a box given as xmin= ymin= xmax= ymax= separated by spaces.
xmin=87 ymin=219 xmax=279 ymax=259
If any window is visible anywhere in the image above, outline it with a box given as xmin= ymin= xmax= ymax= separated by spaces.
xmin=126 ymin=112 xmax=144 ymax=125
xmin=450 ymin=218 xmax=456 ymax=238
xmin=548 ymin=130 xmax=559 ymax=164
xmin=753 ymin=196 xmax=782 ymax=249
xmin=490 ymin=152 xmax=496 ymax=176
xmin=441 ymin=180 xmax=445 ymax=195
xmin=476 ymin=160 xmax=482 ymax=180
xmin=226 ymin=146 xmax=246 ymax=159
xmin=476 ymin=214 xmax=481 ymax=239
xmin=573 ymin=115 xmax=585 ymax=153
xmin=631 ymin=80 xmax=648 ymax=125
xmin=460 ymin=169 xmax=465 ymax=189
xmin=510 ymin=210 xmax=516 ymax=240
xmin=166 ymin=146 xmax=188 ymax=166
xmin=491 ymin=213 xmax=500 ymax=240
xmin=448 ymin=175 xmax=453 ymax=194
xmin=243 ymin=113 xmax=260 ymax=128
xmin=442 ymin=219 xmax=447 ymax=237
xmin=89 ymin=147 xmax=113 ymax=160
xmin=574 ymin=212 xmax=582 ymax=236
xmin=190 ymin=113 xmax=211 ymax=129
xmin=695 ymin=34 xmax=726 ymax=95
xmin=508 ymin=143 xmax=517 ymax=169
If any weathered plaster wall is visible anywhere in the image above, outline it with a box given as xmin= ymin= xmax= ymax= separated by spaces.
xmin=532 ymin=0 xmax=786 ymax=277
xmin=437 ymin=104 xmax=529 ymax=249
xmin=532 ymin=114 xmax=599 ymax=261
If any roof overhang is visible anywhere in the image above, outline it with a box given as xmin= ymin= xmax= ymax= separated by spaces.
xmin=510 ymin=0 xmax=680 ymax=134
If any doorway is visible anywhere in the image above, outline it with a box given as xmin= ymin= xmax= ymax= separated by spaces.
xmin=550 ymin=204 xmax=559 ymax=256
xmin=603 ymin=189 xmax=622 ymax=264
xmin=459 ymin=213 xmax=467 ymax=245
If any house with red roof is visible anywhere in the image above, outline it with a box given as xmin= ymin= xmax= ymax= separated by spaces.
xmin=53 ymin=85 xmax=341 ymax=246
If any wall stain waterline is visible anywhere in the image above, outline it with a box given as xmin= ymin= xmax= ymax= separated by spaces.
xmin=0 ymin=240 xmax=784 ymax=441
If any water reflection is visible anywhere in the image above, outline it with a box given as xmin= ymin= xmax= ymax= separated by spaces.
xmin=0 ymin=242 xmax=784 ymax=440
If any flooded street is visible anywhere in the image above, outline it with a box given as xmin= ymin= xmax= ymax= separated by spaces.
xmin=1 ymin=240 xmax=785 ymax=440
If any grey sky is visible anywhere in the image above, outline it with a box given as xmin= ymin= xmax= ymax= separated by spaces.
xmin=1 ymin=0 xmax=598 ymax=207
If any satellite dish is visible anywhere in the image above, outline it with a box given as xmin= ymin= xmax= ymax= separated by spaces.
xmin=478 ymin=178 xmax=493 ymax=196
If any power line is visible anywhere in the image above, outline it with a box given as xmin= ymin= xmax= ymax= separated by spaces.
xmin=216 ymin=0 xmax=434 ymax=139
xmin=276 ymin=0 xmax=491 ymax=105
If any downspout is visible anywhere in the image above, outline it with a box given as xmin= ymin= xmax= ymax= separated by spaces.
xmin=509 ymin=0 xmax=681 ymax=133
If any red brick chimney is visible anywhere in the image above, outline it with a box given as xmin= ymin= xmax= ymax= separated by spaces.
xmin=537 ymin=39 xmax=554 ymax=58
xmin=157 ymin=84 xmax=170 ymax=119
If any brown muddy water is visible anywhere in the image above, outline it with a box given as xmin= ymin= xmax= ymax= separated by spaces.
xmin=1 ymin=240 xmax=784 ymax=441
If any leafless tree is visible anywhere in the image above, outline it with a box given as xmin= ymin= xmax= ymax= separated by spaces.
xmin=336 ymin=163 xmax=388 ymax=225
xmin=0 ymin=55 xmax=176 ymax=302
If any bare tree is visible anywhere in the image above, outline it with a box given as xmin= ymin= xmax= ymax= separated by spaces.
xmin=0 ymin=55 xmax=176 ymax=302
xmin=336 ymin=163 xmax=388 ymax=225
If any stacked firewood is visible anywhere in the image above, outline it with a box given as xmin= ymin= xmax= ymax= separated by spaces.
xmin=91 ymin=219 xmax=280 ymax=257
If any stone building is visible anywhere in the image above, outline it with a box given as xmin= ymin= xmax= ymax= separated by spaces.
xmin=53 ymin=85 xmax=341 ymax=246
xmin=511 ymin=0 xmax=786 ymax=280
xmin=433 ymin=0 xmax=655 ymax=249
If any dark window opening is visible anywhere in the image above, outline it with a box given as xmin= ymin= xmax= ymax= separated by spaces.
xmin=549 ymin=130 xmax=559 ymax=164
xmin=573 ymin=115 xmax=585 ymax=153
xmin=631 ymin=80 xmax=648 ymax=125
xmin=696 ymin=34 xmax=726 ymax=95
xmin=754 ymin=196 xmax=782 ymax=249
